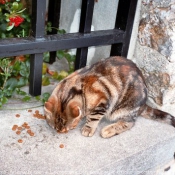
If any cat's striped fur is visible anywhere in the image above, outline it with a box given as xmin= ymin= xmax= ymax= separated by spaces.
xmin=44 ymin=56 xmax=175 ymax=138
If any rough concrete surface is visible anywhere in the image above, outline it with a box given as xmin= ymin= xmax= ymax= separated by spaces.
xmin=0 ymin=84 xmax=175 ymax=175
xmin=0 ymin=54 xmax=175 ymax=175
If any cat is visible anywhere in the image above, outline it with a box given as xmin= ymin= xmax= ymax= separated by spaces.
xmin=44 ymin=56 xmax=175 ymax=138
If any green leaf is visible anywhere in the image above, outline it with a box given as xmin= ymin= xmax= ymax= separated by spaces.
xmin=17 ymin=8 xmax=26 ymax=14
xmin=3 ymin=88 xmax=13 ymax=97
xmin=25 ymin=59 xmax=30 ymax=68
xmin=64 ymin=53 xmax=71 ymax=62
xmin=42 ymin=92 xmax=50 ymax=103
xmin=19 ymin=61 xmax=30 ymax=78
xmin=16 ymin=89 xmax=27 ymax=96
xmin=0 ymin=23 xmax=7 ymax=31
xmin=56 ymin=50 xmax=65 ymax=59
xmin=22 ymin=95 xmax=31 ymax=102
xmin=12 ymin=60 xmax=21 ymax=75
xmin=35 ymin=96 xmax=41 ymax=101
xmin=58 ymin=29 xmax=66 ymax=34
xmin=12 ymin=2 xmax=19 ymax=11
xmin=18 ymin=3 xmax=23 ymax=9
xmin=20 ymin=69 xmax=28 ymax=77
xmin=1 ymin=96 xmax=8 ymax=104
xmin=52 ymin=71 xmax=59 ymax=79
xmin=1 ymin=33 xmax=6 ymax=38
xmin=17 ymin=77 xmax=28 ymax=87
xmin=57 ymin=70 xmax=69 ymax=80
xmin=5 ymin=78 xmax=18 ymax=90
xmin=42 ymin=76 xmax=50 ymax=86
xmin=42 ymin=63 xmax=48 ymax=74
xmin=6 ymin=23 xmax=14 ymax=31
xmin=0 ymin=90 xmax=3 ymax=98
xmin=43 ymin=52 xmax=50 ymax=62
xmin=4 ymin=13 xmax=10 ymax=17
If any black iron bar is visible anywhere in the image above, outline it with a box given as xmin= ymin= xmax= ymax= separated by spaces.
xmin=121 ymin=0 xmax=138 ymax=56
xmin=29 ymin=0 xmax=46 ymax=96
xmin=75 ymin=0 xmax=95 ymax=70
xmin=47 ymin=0 xmax=61 ymax=64
xmin=110 ymin=0 xmax=138 ymax=57
xmin=0 ymin=29 xmax=124 ymax=57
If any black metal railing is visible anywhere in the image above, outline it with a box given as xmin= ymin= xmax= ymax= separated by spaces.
xmin=0 ymin=0 xmax=138 ymax=96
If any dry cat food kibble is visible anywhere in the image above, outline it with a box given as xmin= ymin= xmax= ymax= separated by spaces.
xmin=27 ymin=129 xmax=34 ymax=136
xmin=59 ymin=144 xmax=64 ymax=148
xmin=12 ymin=125 xmax=18 ymax=131
xmin=16 ymin=131 xmax=21 ymax=135
xmin=28 ymin=109 xmax=32 ymax=112
xmin=22 ymin=122 xmax=30 ymax=129
xmin=17 ymin=127 xmax=22 ymax=130
xmin=18 ymin=139 xmax=23 ymax=143
xmin=35 ymin=110 xmax=39 ymax=114
xmin=15 ymin=114 xmax=20 ymax=118
xmin=33 ymin=110 xmax=46 ymax=120
xmin=25 ymin=125 xmax=30 ymax=129
xmin=22 ymin=123 xmax=27 ymax=127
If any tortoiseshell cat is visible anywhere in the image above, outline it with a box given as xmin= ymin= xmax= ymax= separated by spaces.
xmin=44 ymin=56 xmax=175 ymax=138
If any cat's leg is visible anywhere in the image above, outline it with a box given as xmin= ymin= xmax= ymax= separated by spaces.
xmin=101 ymin=120 xmax=135 ymax=138
xmin=81 ymin=114 xmax=103 ymax=137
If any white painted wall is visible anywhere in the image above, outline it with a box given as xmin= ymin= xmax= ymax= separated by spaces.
xmin=59 ymin=0 xmax=119 ymax=65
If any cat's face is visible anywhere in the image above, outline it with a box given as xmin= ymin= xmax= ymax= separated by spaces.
xmin=44 ymin=96 xmax=82 ymax=133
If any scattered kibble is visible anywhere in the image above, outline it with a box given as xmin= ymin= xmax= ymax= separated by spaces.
xmin=16 ymin=131 xmax=21 ymax=135
xmin=35 ymin=110 xmax=39 ymax=114
xmin=27 ymin=129 xmax=31 ymax=134
xmin=12 ymin=125 xmax=18 ymax=131
xmin=15 ymin=114 xmax=20 ymax=118
xmin=12 ymin=110 xmax=46 ymax=143
xmin=59 ymin=144 xmax=64 ymax=148
xmin=29 ymin=132 xmax=34 ymax=136
xmin=25 ymin=125 xmax=30 ymax=129
xmin=27 ymin=129 xmax=34 ymax=136
xmin=33 ymin=110 xmax=46 ymax=120
xmin=18 ymin=127 xmax=22 ymax=130
xmin=18 ymin=139 xmax=23 ymax=143
xmin=12 ymin=121 xmax=35 ymax=143
xmin=22 ymin=122 xmax=29 ymax=128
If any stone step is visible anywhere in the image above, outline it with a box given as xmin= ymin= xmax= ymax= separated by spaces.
xmin=0 ymin=104 xmax=175 ymax=175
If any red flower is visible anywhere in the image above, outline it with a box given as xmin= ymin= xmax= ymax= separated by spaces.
xmin=0 ymin=0 xmax=5 ymax=4
xmin=0 ymin=0 xmax=10 ymax=4
xmin=9 ymin=16 xmax=24 ymax=27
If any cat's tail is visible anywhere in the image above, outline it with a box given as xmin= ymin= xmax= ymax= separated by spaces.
xmin=140 ymin=104 xmax=175 ymax=127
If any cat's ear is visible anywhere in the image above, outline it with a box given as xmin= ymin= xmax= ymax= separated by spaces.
xmin=44 ymin=101 xmax=53 ymax=112
xmin=69 ymin=102 xmax=81 ymax=118
xmin=44 ymin=96 xmax=56 ymax=112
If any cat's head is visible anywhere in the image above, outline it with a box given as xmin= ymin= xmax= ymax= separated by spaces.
xmin=44 ymin=95 xmax=82 ymax=133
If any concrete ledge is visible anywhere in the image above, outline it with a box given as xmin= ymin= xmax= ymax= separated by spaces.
xmin=0 ymin=104 xmax=175 ymax=175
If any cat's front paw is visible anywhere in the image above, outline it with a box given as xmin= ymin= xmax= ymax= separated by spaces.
xmin=81 ymin=125 xmax=96 ymax=137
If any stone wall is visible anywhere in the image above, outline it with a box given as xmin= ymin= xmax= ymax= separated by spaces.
xmin=133 ymin=0 xmax=175 ymax=115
